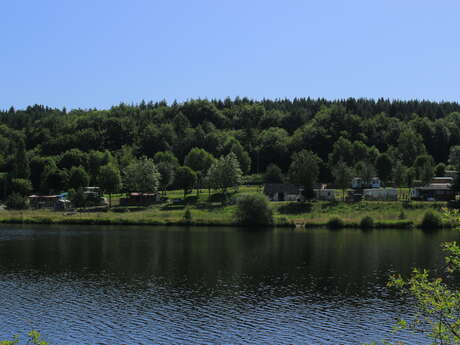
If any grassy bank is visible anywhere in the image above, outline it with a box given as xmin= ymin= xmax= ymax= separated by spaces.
xmin=0 ymin=186 xmax=453 ymax=229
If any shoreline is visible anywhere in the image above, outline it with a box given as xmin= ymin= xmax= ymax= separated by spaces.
xmin=0 ymin=212 xmax=450 ymax=230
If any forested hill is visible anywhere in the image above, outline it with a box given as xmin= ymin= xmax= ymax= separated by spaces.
xmin=1 ymin=97 xmax=460 ymax=187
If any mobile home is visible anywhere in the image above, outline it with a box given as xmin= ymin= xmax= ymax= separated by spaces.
xmin=363 ymin=188 xmax=397 ymax=201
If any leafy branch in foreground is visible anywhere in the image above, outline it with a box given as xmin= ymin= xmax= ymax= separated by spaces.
xmin=0 ymin=330 xmax=48 ymax=345
xmin=369 ymin=209 xmax=460 ymax=345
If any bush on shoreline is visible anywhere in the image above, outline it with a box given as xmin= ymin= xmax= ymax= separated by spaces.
xmin=327 ymin=217 xmax=344 ymax=229
xmin=420 ymin=210 xmax=443 ymax=229
xmin=360 ymin=216 xmax=375 ymax=229
xmin=5 ymin=193 xmax=28 ymax=210
xmin=234 ymin=193 xmax=273 ymax=226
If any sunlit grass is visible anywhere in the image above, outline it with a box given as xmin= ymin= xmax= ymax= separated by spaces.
xmin=0 ymin=186 xmax=448 ymax=228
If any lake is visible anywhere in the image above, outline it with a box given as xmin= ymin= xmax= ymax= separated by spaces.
xmin=0 ymin=225 xmax=458 ymax=344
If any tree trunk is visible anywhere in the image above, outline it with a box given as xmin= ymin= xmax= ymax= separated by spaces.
xmin=109 ymin=193 xmax=112 ymax=208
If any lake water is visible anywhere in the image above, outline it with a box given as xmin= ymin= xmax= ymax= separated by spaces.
xmin=0 ymin=225 xmax=458 ymax=344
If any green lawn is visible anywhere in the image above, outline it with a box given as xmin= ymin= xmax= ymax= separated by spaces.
xmin=0 ymin=186 xmax=450 ymax=228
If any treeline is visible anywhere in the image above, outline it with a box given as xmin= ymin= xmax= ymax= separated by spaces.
xmin=1 ymin=97 xmax=460 ymax=201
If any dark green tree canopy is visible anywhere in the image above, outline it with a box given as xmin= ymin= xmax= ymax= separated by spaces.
xmin=288 ymin=150 xmax=321 ymax=199
xmin=0 ymin=98 xmax=459 ymax=197
xmin=175 ymin=166 xmax=197 ymax=198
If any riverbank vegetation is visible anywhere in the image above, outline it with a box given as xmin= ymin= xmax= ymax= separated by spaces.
xmin=0 ymin=185 xmax=450 ymax=229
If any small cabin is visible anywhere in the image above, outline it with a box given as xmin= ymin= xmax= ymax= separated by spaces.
xmin=263 ymin=183 xmax=302 ymax=202
xmin=119 ymin=192 xmax=160 ymax=206
xmin=28 ymin=194 xmax=69 ymax=209
xmin=363 ymin=188 xmax=397 ymax=201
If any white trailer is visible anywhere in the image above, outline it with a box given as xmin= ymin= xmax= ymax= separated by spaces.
xmin=363 ymin=188 xmax=397 ymax=201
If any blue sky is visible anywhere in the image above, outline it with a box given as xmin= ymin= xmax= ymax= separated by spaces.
xmin=1 ymin=0 xmax=459 ymax=110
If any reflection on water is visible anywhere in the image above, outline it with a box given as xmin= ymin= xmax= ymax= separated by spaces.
xmin=0 ymin=225 xmax=457 ymax=344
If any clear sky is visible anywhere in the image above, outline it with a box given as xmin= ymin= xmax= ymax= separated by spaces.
xmin=1 ymin=0 xmax=459 ymax=110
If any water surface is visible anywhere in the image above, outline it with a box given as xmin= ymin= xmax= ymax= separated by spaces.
xmin=0 ymin=225 xmax=457 ymax=344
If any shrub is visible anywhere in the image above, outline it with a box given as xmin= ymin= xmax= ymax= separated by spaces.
xmin=6 ymin=193 xmax=28 ymax=210
xmin=234 ymin=193 xmax=273 ymax=226
xmin=327 ymin=217 xmax=344 ymax=229
xmin=360 ymin=216 xmax=375 ymax=229
xmin=398 ymin=211 xmax=406 ymax=219
xmin=183 ymin=208 xmax=192 ymax=223
xmin=69 ymin=189 xmax=88 ymax=208
xmin=421 ymin=210 xmax=443 ymax=230
xmin=278 ymin=202 xmax=312 ymax=214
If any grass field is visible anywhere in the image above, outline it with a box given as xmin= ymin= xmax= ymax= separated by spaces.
xmin=0 ymin=186 xmax=452 ymax=229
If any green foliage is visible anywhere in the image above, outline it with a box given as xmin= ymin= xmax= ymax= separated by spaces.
xmin=375 ymin=153 xmax=392 ymax=184
xmin=207 ymin=152 xmax=243 ymax=195
xmin=392 ymin=161 xmax=407 ymax=187
xmin=398 ymin=128 xmax=426 ymax=166
xmin=58 ymin=148 xmax=88 ymax=170
xmin=183 ymin=207 xmax=192 ymax=222
xmin=386 ymin=236 xmax=460 ymax=344
xmin=184 ymin=148 xmax=215 ymax=173
xmin=6 ymin=192 xmax=28 ymax=210
xmin=0 ymin=330 xmax=47 ymax=345
xmin=68 ymin=166 xmax=90 ymax=190
xmin=414 ymin=154 xmax=435 ymax=184
xmin=88 ymin=150 xmax=114 ymax=184
xmin=435 ymin=163 xmax=446 ymax=177
xmin=123 ymin=157 xmax=160 ymax=193
xmin=10 ymin=138 xmax=30 ymax=180
xmin=98 ymin=164 xmax=122 ymax=207
xmin=157 ymin=162 xmax=175 ymax=194
xmin=327 ymin=217 xmax=344 ymax=229
xmin=263 ymin=163 xmax=284 ymax=183
xmin=10 ymin=178 xmax=32 ymax=196
xmin=398 ymin=211 xmax=406 ymax=219
xmin=41 ymin=168 xmax=68 ymax=194
xmin=288 ymin=150 xmax=321 ymax=200
xmin=278 ymin=202 xmax=312 ymax=214
xmin=175 ymin=166 xmax=197 ymax=198
xmin=421 ymin=210 xmax=443 ymax=229
xmin=153 ymin=151 xmax=179 ymax=167
xmin=332 ymin=161 xmax=353 ymax=200
xmin=360 ymin=216 xmax=375 ymax=229
xmin=406 ymin=167 xmax=416 ymax=188
xmin=234 ymin=193 xmax=273 ymax=226
xmin=69 ymin=188 xmax=88 ymax=208
xmin=184 ymin=148 xmax=215 ymax=192
xmin=230 ymin=141 xmax=251 ymax=174
xmin=2 ymin=98 xmax=460 ymax=197
xmin=449 ymin=145 xmax=460 ymax=171
xmin=29 ymin=156 xmax=56 ymax=191
xmin=355 ymin=160 xmax=376 ymax=186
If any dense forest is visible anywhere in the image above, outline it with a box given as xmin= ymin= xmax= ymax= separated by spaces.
xmin=1 ymin=97 xmax=460 ymax=203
